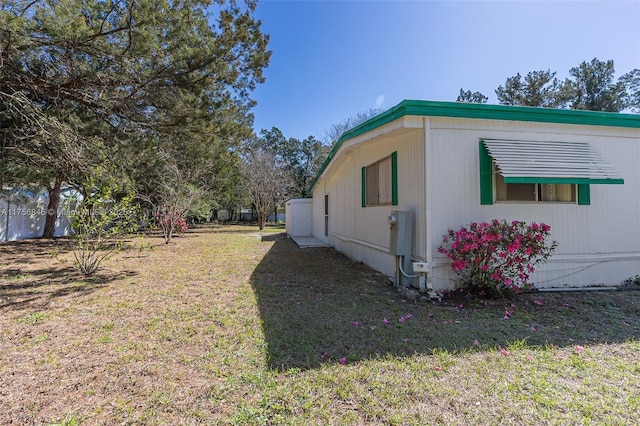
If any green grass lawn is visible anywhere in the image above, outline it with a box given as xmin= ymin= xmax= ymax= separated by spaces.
xmin=1 ymin=224 xmax=639 ymax=425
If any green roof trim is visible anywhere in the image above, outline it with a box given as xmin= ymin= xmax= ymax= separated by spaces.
xmin=306 ymin=100 xmax=640 ymax=196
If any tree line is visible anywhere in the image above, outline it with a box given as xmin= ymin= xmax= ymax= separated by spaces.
xmin=457 ymin=58 xmax=639 ymax=112
xmin=1 ymin=0 xmax=270 ymax=238
xmin=2 ymin=2 xmax=638 ymax=247
xmin=0 ymin=0 xmax=380 ymax=238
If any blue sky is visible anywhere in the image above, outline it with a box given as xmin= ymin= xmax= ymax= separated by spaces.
xmin=250 ymin=1 xmax=640 ymax=141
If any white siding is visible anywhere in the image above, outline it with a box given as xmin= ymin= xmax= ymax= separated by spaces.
xmin=427 ymin=117 xmax=640 ymax=289
xmin=313 ymin=129 xmax=425 ymax=279
xmin=313 ymin=114 xmax=640 ymax=290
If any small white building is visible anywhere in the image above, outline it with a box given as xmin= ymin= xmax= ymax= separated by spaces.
xmin=301 ymin=100 xmax=640 ymax=291
xmin=285 ymin=198 xmax=312 ymax=237
xmin=0 ymin=188 xmax=76 ymax=242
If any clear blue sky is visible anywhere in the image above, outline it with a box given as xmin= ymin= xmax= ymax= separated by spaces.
xmin=250 ymin=0 xmax=640 ymax=141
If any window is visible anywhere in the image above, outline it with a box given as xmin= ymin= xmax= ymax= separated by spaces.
xmin=362 ymin=152 xmax=398 ymax=207
xmin=479 ymin=140 xmax=624 ymax=206
xmin=494 ymin=165 xmax=577 ymax=203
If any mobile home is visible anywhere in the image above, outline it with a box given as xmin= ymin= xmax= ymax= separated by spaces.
xmin=300 ymin=100 xmax=640 ymax=291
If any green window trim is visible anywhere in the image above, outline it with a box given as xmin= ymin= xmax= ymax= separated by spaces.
xmin=577 ymin=184 xmax=590 ymax=205
xmin=479 ymin=141 xmax=591 ymax=205
xmin=361 ymin=166 xmax=367 ymax=208
xmin=479 ymin=142 xmax=494 ymax=205
xmin=362 ymin=151 xmax=398 ymax=207
xmin=391 ymin=151 xmax=398 ymax=206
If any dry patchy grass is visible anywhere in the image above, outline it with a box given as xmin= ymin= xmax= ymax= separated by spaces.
xmin=1 ymin=224 xmax=639 ymax=425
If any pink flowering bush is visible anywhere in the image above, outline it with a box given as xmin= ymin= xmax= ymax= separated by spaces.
xmin=438 ymin=219 xmax=557 ymax=298
xmin=155 ymin=211 xmax=188 ymax=244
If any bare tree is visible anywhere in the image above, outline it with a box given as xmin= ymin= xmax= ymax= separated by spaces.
xmin=240 ymin=147 xmax=293 ymax=230
xmin=137 ymin=154 xmax=206 ymax=244
xmin=322 ymin=108 xmax=384 ymax=145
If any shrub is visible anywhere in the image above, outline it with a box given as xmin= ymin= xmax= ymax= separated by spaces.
xmin=438 ymin=219 xmax=557 ymax=298
xmin=70 ymin=193 xmax=139 ymax=276
xmin=155 ymin=210 xmax=188 ymax=244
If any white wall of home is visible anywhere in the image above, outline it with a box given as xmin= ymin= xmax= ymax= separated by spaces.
xmin=313 ymin=127 xmax=425 ymax=280
xmin=0 ymin=197 xmax=74 ymax=242
xmin=426 ymin=117 xmax=640 ymax=289
xmin=313 ymin=114 xmax=640 ymax=290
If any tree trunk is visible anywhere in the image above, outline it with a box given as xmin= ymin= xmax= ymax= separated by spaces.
xmin=42 ymin=176 xmax=62 ymax=238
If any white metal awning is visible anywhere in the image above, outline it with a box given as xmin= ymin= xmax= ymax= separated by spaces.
xmin=482 ymin=139 xmax=624 ymax=184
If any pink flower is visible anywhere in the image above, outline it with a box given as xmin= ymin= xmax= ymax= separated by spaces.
xmin=533 ymin=298 xmax=543 ymax=306
xmin=353 ymin=321 xmax=360 ymax=327
xmin=434 ymin=366 xmax=442 ymax=371
xmin=339 ymin=357 xmax=347 ymax=365
xmin=473 ymin=339 xmax=481 ymax=347
xmin=500 ymin=348 xmax=510 ymax=356
xmin=575 ymin=345 xmax=584 ymax=353
xmin=452 ymin=259 xmax=467 ymax=270
xmin=383 ymin=318 xmax=389 ymax=324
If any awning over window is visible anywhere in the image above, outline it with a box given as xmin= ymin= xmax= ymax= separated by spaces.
xmin=482 ymin=139 xmax=624 ymax=184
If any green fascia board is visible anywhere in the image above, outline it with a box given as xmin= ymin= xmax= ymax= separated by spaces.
xmin=503 ymin=177 xmax=624 ymax=185
xmin=306 ymin=100 xmax=640 ymax=196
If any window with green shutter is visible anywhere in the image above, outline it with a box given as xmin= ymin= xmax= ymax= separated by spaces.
xmin=478 ymin=140 xmax=624 ymax=206
xmin=362 ymin=152 xmax=398 ymax=207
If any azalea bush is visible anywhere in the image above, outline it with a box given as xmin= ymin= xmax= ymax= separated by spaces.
xmin=155 ymin=210 xmax=188 ymax=244
xmin=438 ymin=219 xmax=557 ymax=297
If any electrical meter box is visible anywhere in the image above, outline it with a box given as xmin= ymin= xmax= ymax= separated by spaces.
xmin=387 ymin=210 xmax=412 ymax=256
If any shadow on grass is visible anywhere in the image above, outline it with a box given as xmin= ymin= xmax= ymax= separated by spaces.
xmin=0 ymin=267 xmax=136 ymax=312
xmin=0 ymin=238 xmax=75 ymax=266
xmin=251 ymin=238 xmax=640 ymax=371
xmin=0 ymin=238 xmax=138 ymax=312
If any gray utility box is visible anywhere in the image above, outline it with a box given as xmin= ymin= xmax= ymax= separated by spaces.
xmin=388 ymin=210 xmax=412 ymax=256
